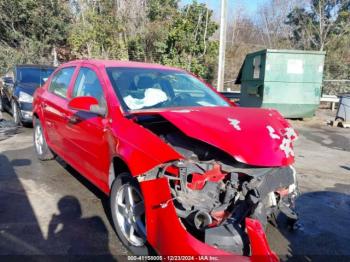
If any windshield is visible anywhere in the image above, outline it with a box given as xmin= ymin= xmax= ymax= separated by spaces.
xmin=17 ymin=67 xmax=55 ymax=85
xmin=106 ymin=67 xmax=229 ymax=111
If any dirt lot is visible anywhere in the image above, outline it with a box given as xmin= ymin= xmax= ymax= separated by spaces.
xmin=0 ymin=110 xmax=349 ymax=261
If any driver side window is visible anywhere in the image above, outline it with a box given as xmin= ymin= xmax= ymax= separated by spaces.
xmin=72 ymin=67 xmax=106 ymax=106
xmin=49 ymin=67 xmax=75 ymax=98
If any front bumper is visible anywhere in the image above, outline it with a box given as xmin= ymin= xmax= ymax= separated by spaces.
xmin=140 ymin=177 xmax=279 ymax=261
xmin=18 ymin=101 xmax=33 ymax=123
xmin=20 ymin=110 xmax=33 ymax=122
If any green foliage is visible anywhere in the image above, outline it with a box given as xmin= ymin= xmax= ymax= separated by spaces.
xmin=0 ymin=0 xmax=348 ymax=92
xmin=161 ymin=2 xmax=218 ymax=80
xmin=0 ymin=0 xmax=72 ymax=74
xmin=147 ymin=0 xmax=179 ymax=21
xmin=127 ymin=1 xmax=219 ymax=82
xmin=286 ymin=0 xmax=350 ymax=93
xmin=0 ymin=0 xmax=218 ymax=82
xmin=68 ymin=1 xmax=128 ymax=60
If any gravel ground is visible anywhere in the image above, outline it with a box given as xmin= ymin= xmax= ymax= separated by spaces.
xmin=267 ymin=110 xmax=350 ymax=261
xmin=0 ymin=110 xmax=349 ymax=261
xmin=0 ymin=119 xmax=19 ymax=141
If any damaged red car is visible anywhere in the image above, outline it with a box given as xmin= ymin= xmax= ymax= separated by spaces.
xmin=32 ymin=60 xmax=299 ymax=260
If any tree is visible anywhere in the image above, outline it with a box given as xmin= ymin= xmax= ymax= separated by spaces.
xmin=127 ymin=0 xmax=178 ymax=62
xmin=0 ymin=0 xmax=72 ymax=73
xmin=286 ymin=0 xmax=350 ymax=93
xmin=68 ymin=0 xmax=128 ymax=59
xmin=257 ymin=0 xmax=301 ymax=48
xmin=147 ymin=0 xmax=179 ymax=21
xmin=160 ymin=2 xmax=219 ymax=81
xmin=126 ymin=1 xmax=219 ymax=82
xmin=286 ymin=0 xmax=350 ymax=51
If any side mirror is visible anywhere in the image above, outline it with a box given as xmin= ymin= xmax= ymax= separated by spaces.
xmin=68 ymin=96 xmax=106 ymax=116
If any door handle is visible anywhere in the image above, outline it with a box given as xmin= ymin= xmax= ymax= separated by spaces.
xmin=67 ymin=115 xmax=78 ymax=124
xmin=62 ymin=113 xmax=78 ymax=124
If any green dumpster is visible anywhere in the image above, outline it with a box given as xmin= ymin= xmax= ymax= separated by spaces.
xmin=236 ymin=49 xmax=326 ymax=118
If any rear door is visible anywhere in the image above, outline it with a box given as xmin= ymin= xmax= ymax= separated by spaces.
xmin=41 ymin=66 xmax=76 ymax=154
xmin=63 ymin=65 xmax=110 ymax=188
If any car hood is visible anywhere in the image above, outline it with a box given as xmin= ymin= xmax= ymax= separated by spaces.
xmin=16 ymin=83 xmax=40 ymax=96
xmin=131 ymin=106 xmax=297 ymax=167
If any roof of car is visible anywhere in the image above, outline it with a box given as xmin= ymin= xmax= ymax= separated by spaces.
xmin=16 ymin=64 xmax=56 ymax=69
xmin=63 ymin=59 xmax=185 ymax=72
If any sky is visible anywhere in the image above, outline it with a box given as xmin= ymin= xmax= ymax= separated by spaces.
xmin=179 ymin=0 xmax=268 ymax=18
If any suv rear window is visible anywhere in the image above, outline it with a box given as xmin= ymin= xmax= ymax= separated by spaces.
xmin=17 ymin=67 xmax=55 ymax=85
xmin=49 ymin=67 xmax=75 ymax=98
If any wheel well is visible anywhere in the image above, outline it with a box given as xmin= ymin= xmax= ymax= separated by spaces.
xmin=33 ymin=112 xmax=39 ymax=119
xmin=109 ymin=157 xmax=131 ymax=189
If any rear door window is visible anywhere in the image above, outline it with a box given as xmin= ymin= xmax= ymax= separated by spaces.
xmin=49 ymin=67 xmax=75 ymax=98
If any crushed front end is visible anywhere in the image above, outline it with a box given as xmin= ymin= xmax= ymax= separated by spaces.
xmin=132 ymin=108 xmax=299 ymax=260
xmin=139 ymin=160 xmax=298 ymax=259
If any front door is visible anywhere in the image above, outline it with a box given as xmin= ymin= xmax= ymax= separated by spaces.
xmin=63 ymin=66 xmax=110 ymax=189
xmin=41 ymin=66 xmax=76 ymax=151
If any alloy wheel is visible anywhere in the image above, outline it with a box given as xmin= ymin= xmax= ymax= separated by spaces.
xmin=115 ymin=184 xmax=146 ymax=246
xmin=12 ymin=101 xmax=20 ymax=125
xmin=34 ymin=124 xmax=44 ymax=155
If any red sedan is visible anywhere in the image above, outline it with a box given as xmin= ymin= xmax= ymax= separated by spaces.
xmin=32 ymin=60 xmax=299 ymax=261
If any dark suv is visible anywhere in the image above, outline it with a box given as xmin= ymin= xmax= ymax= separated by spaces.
xmin=0 ymin=65 xmax=55 ymax=125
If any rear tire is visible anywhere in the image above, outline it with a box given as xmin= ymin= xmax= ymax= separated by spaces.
xmin=110 ymin=173 xmax=149 ymax=255
xmin=33 ymin=117 xmax=55 ymax=161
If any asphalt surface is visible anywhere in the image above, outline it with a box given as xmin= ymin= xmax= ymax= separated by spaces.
xmin=0 ymin=113 xmax=128 ymax=261
xmin=0 ymin=111 xmax=349 ymax=261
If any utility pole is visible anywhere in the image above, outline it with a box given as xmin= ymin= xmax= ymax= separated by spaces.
xmin=52 ymin=47 xmax=58 ymax=67
xmin=217 ymin=0 xmax=228 ymax=92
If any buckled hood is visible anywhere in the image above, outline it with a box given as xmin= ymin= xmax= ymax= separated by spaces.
xmin=132 ymin=106 xmax=297 ymax=167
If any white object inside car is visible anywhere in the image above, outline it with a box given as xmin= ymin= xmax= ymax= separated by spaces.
xmin=124 ymin=88 xmax=168 ymax=110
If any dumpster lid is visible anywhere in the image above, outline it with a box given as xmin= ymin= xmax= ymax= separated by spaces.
xmin=264 ymin=49 xmax=326 ymax=55
xmin=245 ymin=49 xmax=326 ymax=56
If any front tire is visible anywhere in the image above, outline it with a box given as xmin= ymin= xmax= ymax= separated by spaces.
xmin=33 ymin=117 xmax=54 ymax=161
xmin=110 ymin=173 xmax=149 ymax=255
xmin=0 ymin=95 xmax=4 ymax=112
xmin=12 ymin=100 xmax=21 ymax=125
